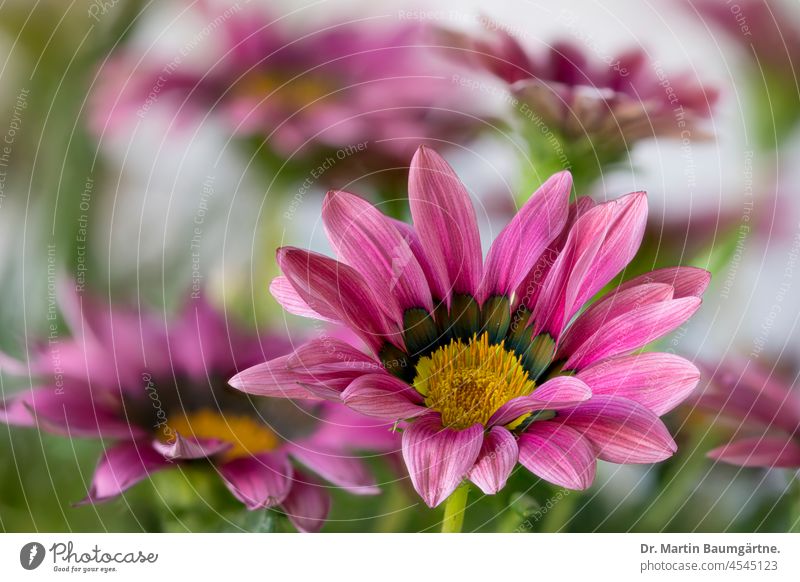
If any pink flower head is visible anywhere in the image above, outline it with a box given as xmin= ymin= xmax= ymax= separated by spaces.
xmin=92 ymin=3 xmax=479 ymax=165
xmin=0 ymin=286 xmax=395 ymax=532
xmin=440 ymin=25 xmax=717 ymax=153
xmin=694 ymin=358 xmax=800 ymax=469
xmin=230 ymin=146 xmax=708 ymax=508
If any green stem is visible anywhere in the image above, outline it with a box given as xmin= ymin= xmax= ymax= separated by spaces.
xmin=441 ymin=483 xmax=470 ymax=533
xmin=789 ymin=471 xmax=800 ymax=533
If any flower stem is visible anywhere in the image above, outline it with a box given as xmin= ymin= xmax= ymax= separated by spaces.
xmin=441 ymin=483 xmax=470 ymax=533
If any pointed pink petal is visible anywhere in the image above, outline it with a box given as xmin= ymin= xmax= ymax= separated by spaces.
xmin=323 ymin=190 xmax=433 ymax=314
xmin=152 ymin=434 xmax=231 ymax=460
xmin=563 ymin=297 xmax=701 ymax=371
xmin=577 ymin=353 xmax=700 ymax=415
xmin=518 ymin=422 xmax=596 ymax=490
xmin=616 ymin=266 xmax=711 ymax=298
xmin=280 ymin=470 xmax=331 ymax=532
xmin=76 ymin=441 xmax=172 ymax=504
xmin=480 ymin=172 xmax=571 ymax=302
xmin=219 ymin=452 xmax=294 ymax=510
xmin=229 ymin=357 xmax=324 ymax=399
xmin=557 ymin=283 xmax=675 ymax=358
xmin=516 ymin=196 xmax=595 ymax=310
xmin=468 ymin=426 xmax=519 ymax=494
xmin=489 ymin=376 xmax=591 ymax=426
xmin=341 ymin=373 xmax=427 ymax=421
xmin=3 ymin=384 xmax=144 ymax=439
xmin=270 ymin=276 xmax=339 ymax=322
xmin=288 ymin=446 xmax=380 ymax=495
xmin=391 ymin=218 xmax=449 ymax=301
xmin=557 ymin=396 xmax=677 ymax=463
xmin=708 ymin=436 xmax=800 ymax=468
xmin=401 ymin=414 xmax=483 ymax=507
xmin=286 ymin=338 xmax=381 ymax=373
xmin=277 ymin=247 xmax=402 ymax=351
xmin=533 ymin=191 xmax=648 ymax=338
xmin=408 ymin=146 xmax=482 ymax=299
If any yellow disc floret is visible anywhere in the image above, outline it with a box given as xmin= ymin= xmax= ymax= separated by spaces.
xmin=163 ymin=408 xmax=280 ymax=461
xmin=413 ymin=333 xmax=536 ymax=430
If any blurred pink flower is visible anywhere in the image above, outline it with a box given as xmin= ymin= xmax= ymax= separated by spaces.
xmin=230 ymin=146 xmax=707 ymax=507
xmin=91 ymin=4 xmax=480 ymax=165
xmin=0 ymin=287 xmax=395 ymax=532
xmin=439 ymin=25 xmax=717 ymax=155
xmin=694 ymin=359 xmax=800 ymax=468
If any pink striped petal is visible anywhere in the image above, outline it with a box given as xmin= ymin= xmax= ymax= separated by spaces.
xmin=229 ymin=357 xmax=323 ymax=400
xmin=533 ymin=191 xmax=648 ymax=338
xmin=480 ymin=172 xmax=571 ymax=302
xmin=577 ymin=353 xmax=700 ymax=415
xmin=152 ymin=434 xmax=231 ymax=460
xmin=270 ymin=276 xmax=339 ymax=322
xmin=391 ymin=219 xmax=449 ymax=302
xmin=341 ymin=373 xmax=427 ymax=421
xmin=408 ymin=146 xmax=483 ymax=299
xmin=288 ymin=446 xmax=379 ymax=495
xmin=76 ymin=441 xmax=172 ymax=504
xmin=489 ymin=376 xmax=592 ymax=427
xmin=557 ymin=283 xmax=675 ymax=357
xmin=323 ymin=190 xmax=433 ymax=314
xmin=280 ymin=470 xmax=331 ymax=533
xmin=563 ymin=297 xmax=702 ymax=371
xmin=468 ymin=426 xmax=519 ymax=494
xmin=518 ymin=422 xmax=596 ymax=490
xmin=219 ymin=452 xmax=294 ymax=510
xmin=286 ymin=338 xmax=381 ymax=374
xmin=278 ymin=247 xmax=402 ymax=352
xmin=616 ymin=266 xmax=711 ymax=298
xmin=708 ymin=436 xmax=800 ymax=468
xmin=557 ymin=396 xmax=677 ymax=463
xmin=401 ymin=414 xmax=483 ymax=507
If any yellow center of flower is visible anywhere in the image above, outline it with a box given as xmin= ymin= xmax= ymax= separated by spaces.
xmin=413 ymin=333 xmax=535 ymax=430
xmin=233 ymin=72 xmax=332 ymax=107
xmin=163 ymin=409 xmax=280 ymax=461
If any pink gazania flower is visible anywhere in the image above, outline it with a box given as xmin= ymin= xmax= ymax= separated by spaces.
xmin=439 ymin=25 xmax=717 ymax=158
xmin=0 ymin=287 xmax=395 ymax=531
xmin=91 ymin=3 xmax=479 ymax=164
xmin=693 ymin=359 xmax=800 ymax=469
xmin=230 ymin=146 xmax=709 ymax=508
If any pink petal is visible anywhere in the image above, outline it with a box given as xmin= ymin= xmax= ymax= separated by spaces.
xmin=616 ymin=266 xmax=711 ymax=298
xmin=391 ymin=219 xmax=449 ymax=301
xmin=277 ymin=247 xmax=402 ymax=352
xmin=323 ymin=190 xmax=433 ymax=314
xmin=480 ymin=172 xmax=571 ymax=302
xmin=228 ymin=356 xmax=324 ymax=400
xmin=563 ymin=297 xmax=702 ymax=371
xmin=408 ymin=146 xmax=483 ymax=299
xmin=270 ymin=276 xmax=339 ymax=322
xmin=557 ymin=396 xmax=677 ymax=463
xmin=488 ymin=376 xmax=592 ymax=427
xmin=288 ymin=446 xmax=380 ymax=495
xmin=577 ymin=353 xmax=700 ymax=415
xmin=152 ymin=434 xmax=231 ymax=460
xmin=532 ymin=191 xmax=648 ymax=339
xmin=76 ymin=440 xmax=172 ymax=504
xmin=219 ymin=452 xmax=294 ymax=510
xmin=557 ymin=283 xmax=675 ymax=358
xmin=518 ymin=422 xmax=596 ymax=490
xmin=280 ymin=470 xmax=331 ymax=533
xmin=341 ymin=373 xmax=427 ymax=421
xmin=3 ymin=384 xmax=144 ymax=439
xmin=708 ymin=436 xmax=800 ymax=468
xmin=401 ymin=414 xmax=483 ymax=507
xmin=468 ymin=426 xmax=519 ymax=494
